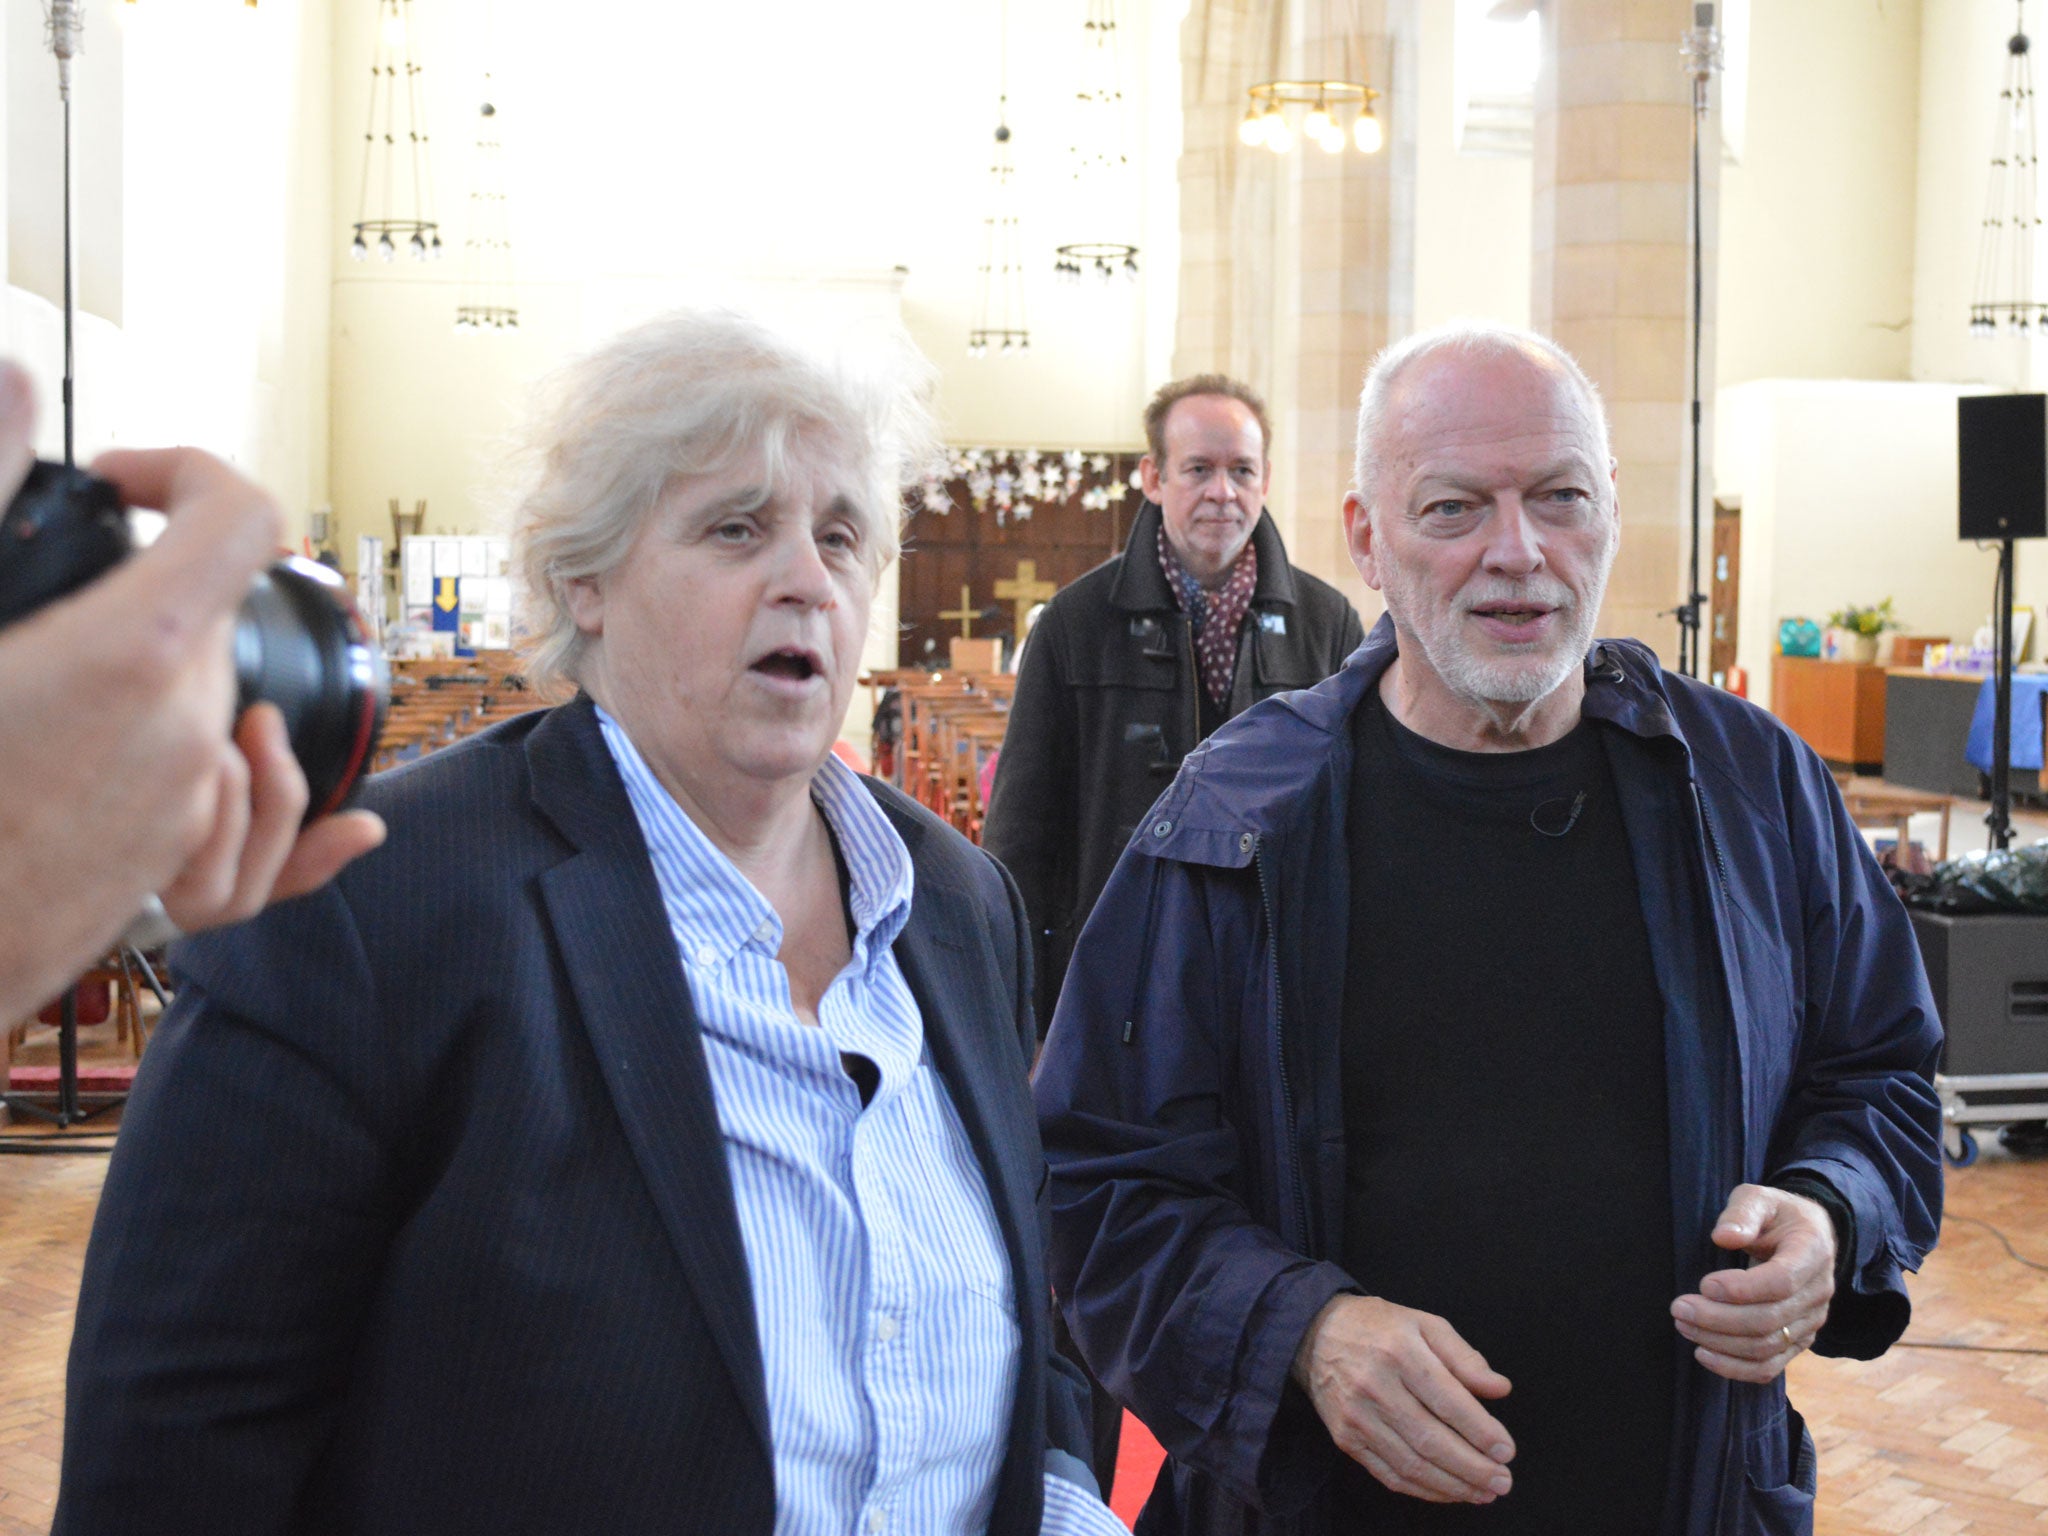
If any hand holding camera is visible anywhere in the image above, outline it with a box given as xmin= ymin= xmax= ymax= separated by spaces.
xmin=0 ymin=362 xmax=387 ymax=1020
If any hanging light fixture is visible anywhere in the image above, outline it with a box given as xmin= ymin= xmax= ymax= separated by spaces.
xmin=969 ymin=101 xmax=1030 ymax=357
xmin=1242 ymin=0 xmax=1384 ymax=158
xmin=454 ymin=7 xmax=517 ymax=334
xmin=349 ymin=0 xmax=441 ymax=266
xmin=968 ymin=0 xmax=1029 ymax=356
xmin=1055 ymin=0 xmax=1140 ymax=282
xmin=1972 ymin=1 xmax=2045 ymax=335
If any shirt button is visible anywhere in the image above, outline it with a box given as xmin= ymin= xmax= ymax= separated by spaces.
xmin=694 ymin=943 xmax=717 ymax=965
xmin=866 ymin=1512 xmax=884 ymax=1533
xmin=876 ymin=1314 xmax=900 ymax=1342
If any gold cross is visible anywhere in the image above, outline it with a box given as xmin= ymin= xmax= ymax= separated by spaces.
xmin=938 ymin=584 xmax=979 ymax=639
xmin=993 ymin=560 xmax=1058 ymax=638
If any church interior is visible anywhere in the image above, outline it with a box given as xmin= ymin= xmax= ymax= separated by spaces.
xmin=4 ymin=0 xmax=2048 ymax=1531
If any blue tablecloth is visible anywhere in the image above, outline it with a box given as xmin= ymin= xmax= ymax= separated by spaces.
xmin=1965 ymin=674 xmax=2048 ymax=771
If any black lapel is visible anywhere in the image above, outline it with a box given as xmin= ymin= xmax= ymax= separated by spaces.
xmin=881 ymin=815 xmax=1040 ymax=1265
xmin=525 ymin=699 xmax=771 ymax=1455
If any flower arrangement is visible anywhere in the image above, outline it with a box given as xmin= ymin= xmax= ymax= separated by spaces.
xmin=1824 ymin=598 xmax=1901 ymax=638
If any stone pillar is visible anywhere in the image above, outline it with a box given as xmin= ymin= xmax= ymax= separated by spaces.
xmin=1532 ymin=0 xmax=1713 ymax=666
xmin=1172 ymin=0 xmax=1413 ymax=601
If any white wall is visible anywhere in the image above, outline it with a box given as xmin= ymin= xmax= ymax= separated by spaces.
xmin=119 ymin=0 xmax=333 ymax=520
xmin=1716 ymin=379 xmax=2001 ymax=709
xmin=1716 ymin=0 xmax=1920 ymax=387
xmin=6 ymin=0 xmax=125 ymax=326
xmin=1411 ymin=0 xmax=1530 ymax=333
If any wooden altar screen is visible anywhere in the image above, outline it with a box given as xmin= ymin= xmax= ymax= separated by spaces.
xmin=897 ymin=451 xmax=1145 ymax=667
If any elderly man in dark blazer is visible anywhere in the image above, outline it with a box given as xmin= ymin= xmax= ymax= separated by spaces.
xmin=56 ymin=312 xmax=1122 ymax=1536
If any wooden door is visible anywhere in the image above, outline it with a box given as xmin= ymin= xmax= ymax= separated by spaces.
xmin=898 ymin=452 xmax=1144 ymax=667
xmin=1709 ymin=497 xmax=1741 ymax=685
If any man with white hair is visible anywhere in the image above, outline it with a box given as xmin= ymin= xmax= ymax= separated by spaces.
xmin=1035 ymin=322 xmax=1943 ymax=1535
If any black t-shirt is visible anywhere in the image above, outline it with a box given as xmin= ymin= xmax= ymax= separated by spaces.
xmin=1330 ymin=692 xmax=1675 ymax=1534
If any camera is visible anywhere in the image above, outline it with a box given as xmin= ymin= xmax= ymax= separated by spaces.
xmin=0 ymin=459 xmax=389 ymax=820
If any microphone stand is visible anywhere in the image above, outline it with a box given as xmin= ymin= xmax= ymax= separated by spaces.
xmin=1677 ymin=5 xmax=1721 ymax=678
xmin=2 ymin=3 xmax=125 ymax=1130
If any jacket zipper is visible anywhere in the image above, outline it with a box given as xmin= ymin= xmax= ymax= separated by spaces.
xmin=1183 ymin=613 xmax=1202 ymax=747
xmin=1252 ymin=840 xmax=1313 ymax=1256
xmin=1691 ymin=781 xmax=1730 ymax=894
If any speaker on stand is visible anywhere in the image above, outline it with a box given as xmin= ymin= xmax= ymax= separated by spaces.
xmin=1935 ymin=396 xmax=2048 ymax=1163
xmin=1957 ymin=394 xmax=2048 ymax=850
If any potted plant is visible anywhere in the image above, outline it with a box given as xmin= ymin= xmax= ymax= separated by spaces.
xmin=1823 ymin=598 xmax=1900 ymax=664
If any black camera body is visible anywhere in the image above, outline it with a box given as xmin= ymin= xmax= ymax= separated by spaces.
xmin=1 ymin=460 xmax=389 ymax=819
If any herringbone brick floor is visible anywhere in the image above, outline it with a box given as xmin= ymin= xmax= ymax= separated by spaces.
xmin=1 ymin=1025 xmax=2044 ymax=1534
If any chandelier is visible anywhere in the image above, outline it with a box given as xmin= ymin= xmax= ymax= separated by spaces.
xmin=1239 ymin=0 xmax=1384 ymax=155
xmin=969 ymin=103 xmax=1030 ymax=357
xmin=1972 ymin=2 xmax=2044 ymax=334
xmin=1057 ymin=0 xmax=1140 ymax=281
xmin=349 ymin=0 xmax=441 ymax=264
xmin=1957 ymin=0 xmax=2039 ymax=335
xmin=455 ymin=68 xmax=517 ymax=330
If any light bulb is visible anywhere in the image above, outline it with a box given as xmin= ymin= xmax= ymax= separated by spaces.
xmin=1318 ymin=122 xmax=1345 ymax=153
xmin=1122 ymin=255 xmax=1139 ymax=281
xmin=350 ymin=235 xmax=369 ymax=262
xmin=1265 ymin=115 xmax=1293 ymax=153
xmin=1354 ymin=107 xmax=1384 ymax=154
xmin=378 ymin=233 xmax=396 ymax=262
xmin=429 ymin=233 xmax=444 ymax=260
xmin=1304 ymin=101 xmax=1333 ymax=141
xmin=1238 ymin=107 xmax=1267 ymax=147
xmin=408 ymin=231 xmax=427 ymax=260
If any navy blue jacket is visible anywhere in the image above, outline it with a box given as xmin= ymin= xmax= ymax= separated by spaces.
xmin=57 ymin=697 xmax=1096 ymax=1536
xmin=1035 ymin=618 xmax=1944 ymax=1536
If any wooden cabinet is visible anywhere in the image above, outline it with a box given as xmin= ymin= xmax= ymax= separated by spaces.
xmin=1771 ymin=657 xmax=1888 ymax=769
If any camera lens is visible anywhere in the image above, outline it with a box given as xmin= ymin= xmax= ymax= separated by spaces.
xmin=3 ymin=460 xmax=388 ymax=821
xmin=233 ymin=557 xmax=389 ymax=820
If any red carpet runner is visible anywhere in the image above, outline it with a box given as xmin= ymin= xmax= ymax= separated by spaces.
xmin=1109 ymin=1412 xmax=1166 ymax=1527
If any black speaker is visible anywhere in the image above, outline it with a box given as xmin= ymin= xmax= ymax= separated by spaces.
xmin=1958 ymin=394 xmax=2048 ymax=540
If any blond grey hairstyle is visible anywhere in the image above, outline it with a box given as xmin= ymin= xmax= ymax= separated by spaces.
xmin=1352 ymin=321 xmax=1611 ymax=507
xmin=511 ymin=309 xmax=935 ymax=697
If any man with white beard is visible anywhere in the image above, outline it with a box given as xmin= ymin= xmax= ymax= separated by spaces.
xmin=1034 ymin=323 xmax=1944 ymax=1536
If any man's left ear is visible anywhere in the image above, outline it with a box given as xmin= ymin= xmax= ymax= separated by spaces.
xmin=1342 ymin=491 xmax=1382 ymax=591
xmin=564 ymin=573 xmax=605 ymax=636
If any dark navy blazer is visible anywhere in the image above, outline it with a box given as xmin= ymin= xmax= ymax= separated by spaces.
xmin=56 ymin=696 xmax=1092 ymax=1535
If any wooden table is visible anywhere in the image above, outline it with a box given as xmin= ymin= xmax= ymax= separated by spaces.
xmin=1840 ymin=785 xmax=1952 ymax=862
xmin=1772 ymin=656 xmax=1887 ymax=771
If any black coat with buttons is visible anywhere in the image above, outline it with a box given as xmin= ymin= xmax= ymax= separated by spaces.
xmin=982 ymin=499 xmax=1365 ymax=1031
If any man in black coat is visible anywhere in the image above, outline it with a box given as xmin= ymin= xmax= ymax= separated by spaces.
xmin=984 ymin=374 xmax=1364 ymax=1031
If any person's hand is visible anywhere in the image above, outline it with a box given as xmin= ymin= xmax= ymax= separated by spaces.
xmin=1292 ymin=1294 xmax=1516 ymax=1505
xmin=0 ymin=363 xmax=384 ymax=1019
xmin=1670 ymin=1184 xmax=1836 ymax=1383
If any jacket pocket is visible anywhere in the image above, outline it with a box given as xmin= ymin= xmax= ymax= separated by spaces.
xmin=1733 ymin=1401 xmax=1816 ymax=1536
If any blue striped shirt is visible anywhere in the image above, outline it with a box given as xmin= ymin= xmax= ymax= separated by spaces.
xmin=599 ymin=712 xmax=1122 ymax=1536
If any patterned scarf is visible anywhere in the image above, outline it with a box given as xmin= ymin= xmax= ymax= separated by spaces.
xmin=1157 ymin=524 xmax=1259 ymax=710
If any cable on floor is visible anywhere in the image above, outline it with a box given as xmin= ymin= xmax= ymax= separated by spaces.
xmin=1945 ymin=1212 xmax=2048 ymax=1273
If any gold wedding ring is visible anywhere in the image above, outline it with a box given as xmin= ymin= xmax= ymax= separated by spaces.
xmin=1778 ymin=1324 xmax=1794 ymax=1348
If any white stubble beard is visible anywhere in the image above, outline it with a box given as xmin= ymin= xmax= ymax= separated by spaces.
xmin=1378 ymin=522 xmax=1616 ymax=710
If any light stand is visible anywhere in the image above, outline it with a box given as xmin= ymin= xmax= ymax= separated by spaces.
xmin=48 ymin=0 xmax=81 ymax=467
xmin=1990 ymin=537 xmax=2017 ymax=851
xmin=1 ymin=4 xmax=129 ymax=1132
xmin=1676 ymin=4 xmax=1721 ymax=678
